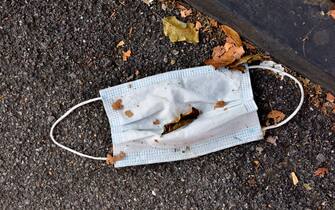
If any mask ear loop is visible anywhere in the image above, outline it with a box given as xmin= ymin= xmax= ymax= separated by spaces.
xmin=49 ymin=97 xmax=107 ymax=161
xmin=247 ymin=65 xmax=304 ymax=132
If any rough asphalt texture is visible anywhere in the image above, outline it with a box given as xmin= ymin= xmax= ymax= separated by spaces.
xmin=0 ymin=0 xmax=334 ymax=209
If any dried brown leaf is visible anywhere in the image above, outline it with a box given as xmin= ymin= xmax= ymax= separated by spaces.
xmin=162 ymin=107 xmax=200 ymax=135
xmin=112 ymin=99 xmax=123 ymax=110
xmin=122 ymin=50 xmax=131 ymax=61
xmin=267 ymin=110 xmax=286 ymax=124
xmin=314 ymin=167 xmax=329 ymax=177
xmin=162 ymin=16 xmax=199 ymax=44
xmin=125 ymin=110 xmax=134 ymax=118
xmin=205 ymin=25 xmax=245 ymax=69
xmin=326 ymin=92 xmax=335 ymax=103
xmin=214 ymin=100 xmax=225 ymax=109
xmin=228 ymin=54 xmax=269 ymax=71
xmin=291 ymin=172 xmax=299 ymax=186
xmin=106 ymin=151 xmax=126 ymax=165
xmin=220 ymin=25 xmax=243 ymax=47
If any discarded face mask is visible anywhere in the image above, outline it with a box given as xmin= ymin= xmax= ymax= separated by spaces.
xmin=50 ymin=64 xmax=304 ymax=167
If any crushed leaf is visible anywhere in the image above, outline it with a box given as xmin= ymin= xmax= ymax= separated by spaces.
xmin=314 ymin=167 xmax=329 ymax=177
xmin=267 ymin=110 xmax=286 ymax=124
xmin=125 ymin=110 xmax=134 ymax=118
xmin=326 ymin=92 xmax=335 ymax=103
xmin=176 ymin=3 xmax=192 ymax=17
xmin=291 ymin=172 xmax=299 ymax=186
xmin=303 ymin=183 xmax=312 ymax=191
xmin=228 ymin=54 xmax=269 ymax=72
xmin=315 ymin=85 xmax=322 ymax=95
xmin=214 ymin=100 xmax=225 ymax=109
xmin=253 ymin=160 xmax=260 ymax=169
xmin=162 ymin=16 xmax=199 ymax=44
xmin=112 ymin=99 xmax=124 ymax=110
xmin=116 ymin=40 xmax=125 ymax=48
xmin=209 ymin=18 xmax=218 ymax=27
xmin=266 ymin=135 xmax=278 ymax=146
xmin=153 ymin=119 xmax=160 ymax=125
xmin=122 ymin=50 xmax=131 ymax=61
xmin=162 ymin=107 xmax=200 ymax=135
xmin=106 ymin=151 xmax=126 ymax=165
xmin=195 ymin=21 xmax=202 ymax=30
xmin=220 ymin=25 xmax=243 ymax=47
xmin=204 ymin=25 xmax=245 ymax=68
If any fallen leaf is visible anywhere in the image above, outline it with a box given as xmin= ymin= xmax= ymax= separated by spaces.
xmin=303 ymin=183 xmax=312 ymax=191
xmin=112 ymin=99 xmax=123 ymax=110
xmin=204 ymin=25 xmax=245 ymax=68
xmin=162 ymin=16 xmax=199 ymax=44
xmin=267 ymin=110 xmax=286 ymax=124
xmin=266 ymin=136 xmax=278 ymax=146
xmin=328 ymin=5 xmax=335 ymax=20
xmin=125 ymin=110 xmax=134 ymax=118
xmin=176 ymin=3 xmax=192 ymax=18
xmin=314 ymin=167 xmax=329 ymax=177
xmin=209 ymin=18 xmax=218 ymax=27
xmin=153 ymin=119 xmax=160 ymax=125
xmin=326 ymin=92 xmax=335 ymax=103
xmin=106 ymin=151 xmax=126 ymax=165
xmin=122 ymin=50 xmax=131 ymax=61
xmin=228 ymin=54 xmax=269 ymax=71
xmin=214 ymin=100 xmax=225 ymax=109
xmin=116 ymin=40 xmax=125 ymax=48
xmin=162 ymin=107 xmax=200 ymax=135
xmin=195 ymin=21 xmax=202 ymax=30
xmin=291 ymin=172 xmax=299 ymax=186
xmin=220 ymin=25 xmax=243 ymax=47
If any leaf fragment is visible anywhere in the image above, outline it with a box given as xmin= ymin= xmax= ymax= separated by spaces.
xmin=116 ymin=40 xmax=125 ymax=48
xmin=176 ymin=3 xmax=192 ymax=17
xmin=314 ymin=167 xmax=329 ymax=177
xmin=195 ymin=21 xmax=202 ymax=30
xmin=162 ymin=107 xmax=200 ymax=135
xmin=209 ymin=18 xmax=218 ymax=28
xmin=326 ymin=92 xmax=335 ymax=103
xmin=204 ymin=25 xmax=245 ymax=68
xmin=112 ymin=99 xmax=124 ymax=110
xmin=328 ymin=5 xmax=335 ymax=20
xmin=162 ymin=16 xmax=199 ymax=44
xmin=267 ymin=110 xmax=286 ymax=124
xmin=214 ymin=100 xmax=225 ymax=109
xmin=125 ymin=110 xmax=134 ymax=118
xmin=122 ymin=50 xmax=131 ymax=61
xmin=303 ymin=183 xmax=312 ymax=191
xmin=106 ymin=151 xmax=126 ymax=165
xmin=291 ymin=172 xmax=299 ymax=186
xmin=228 ymin=54 xmax=269 ymax=71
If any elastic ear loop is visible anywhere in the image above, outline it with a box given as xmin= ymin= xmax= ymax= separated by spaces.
xmin=49 ymin=97 xmax=107 ymax=161
xmin=247 ymin=65 xmax=304 ymax=132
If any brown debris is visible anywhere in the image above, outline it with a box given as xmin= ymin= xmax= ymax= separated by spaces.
xmin=326 ymin=92 xmax=335 ymax=103
xmin=176 ymin=3 xmax=192 ymax=18
xmin=153 ymin=119 xmax=161 ymax=125
xmin=122 ymin=50 xmax=131 ymax=61
xmin=106 ymin=151 xmax=126 ymax=165
xmin=214 ymin=100 xmax=225 ymax=109
xmin=112 ymin=99 xmax=124 ymax=110
xmin=209 ymin=18 xmax=218 ymax=27
xmin=267 ymin=110 xmax=286 ymax=124
xmin=162 ymin=107 xmax=200 ymax=135
xmin=195 ymin=21 xmax=202 ymax=30
xmin=314 ymin=167 xmax=329 ymax=177
xmin=125 ymin=110 xmax=134 ymax=118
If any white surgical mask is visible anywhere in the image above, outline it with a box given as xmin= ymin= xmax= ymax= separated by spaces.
xmin=50 ymin=64 xmax=304 ymax=167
